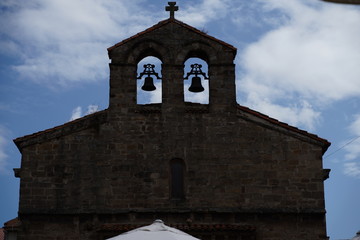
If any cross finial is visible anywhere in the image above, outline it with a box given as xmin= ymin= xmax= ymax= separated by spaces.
xmin=165 ymin=2 xmax=178 ymax=19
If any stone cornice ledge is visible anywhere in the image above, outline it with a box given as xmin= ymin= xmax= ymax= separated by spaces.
xmin=19 ymin=207 xmax=326 ymax=215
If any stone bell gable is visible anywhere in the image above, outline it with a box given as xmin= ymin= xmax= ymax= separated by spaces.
xmin=12 ymin=3 xmax=331 ymax=240
xmin=107 ymin=18 xmax=237 ymax=114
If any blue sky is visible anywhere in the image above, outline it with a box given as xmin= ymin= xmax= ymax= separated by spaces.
xmin=0 ymin=0 xmax=360 ymax=239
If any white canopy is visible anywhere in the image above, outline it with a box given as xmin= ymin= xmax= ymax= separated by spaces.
xmin=106 ymin=220 xmax=201 ymax=240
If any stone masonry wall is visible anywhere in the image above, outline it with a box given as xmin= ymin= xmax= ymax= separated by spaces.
xmin=15 ymin=19 xmax=328 ymax=239
xmin=17 ymin=107 xmax=327 ymax=239
xmin=18 ymin=110 xmax=326 ymax=214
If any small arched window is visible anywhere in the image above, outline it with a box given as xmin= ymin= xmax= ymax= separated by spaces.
xmin=170 ymin=158 xmax=185 ymax=199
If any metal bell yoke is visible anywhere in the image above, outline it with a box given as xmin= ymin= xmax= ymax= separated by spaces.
xmin=137 ymin=64 xmax=162 ymax=91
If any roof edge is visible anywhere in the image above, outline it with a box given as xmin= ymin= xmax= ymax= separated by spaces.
xmin=237 ymin=104 xmax=331 ymax=154
xmin=3 ymin=217 xmax=21 ymax=229
xmin=107 ymin=18 xmax=237 ymax=53
xmin=14 ymin=110 xmax=108 ymax=150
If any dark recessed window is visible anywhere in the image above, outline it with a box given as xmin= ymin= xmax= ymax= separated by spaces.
xmin=170 ymin=159 xmax=185 ymax=199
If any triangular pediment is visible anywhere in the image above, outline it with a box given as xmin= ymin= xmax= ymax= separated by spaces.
xmin=107 ymin=18 xmax=236 ymax=59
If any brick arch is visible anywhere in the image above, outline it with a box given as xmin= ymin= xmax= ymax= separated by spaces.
xmin=175 ymin=41 xmax=218 ymax=65
xmin=125 ymin=40 xmax=170 ymax=64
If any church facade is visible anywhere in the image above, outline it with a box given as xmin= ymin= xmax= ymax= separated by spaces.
xmin=12 ymin=3 xmax=331 ymax=240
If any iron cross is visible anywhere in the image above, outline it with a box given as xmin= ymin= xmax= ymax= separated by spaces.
xmin=165 ymin=2 xmax=178 ymax=19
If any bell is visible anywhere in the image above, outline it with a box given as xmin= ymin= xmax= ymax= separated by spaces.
xmin=188 ymin=76 xmax=204 ymax=93
xmin=141 ymin=76 xmax=156 ymax=91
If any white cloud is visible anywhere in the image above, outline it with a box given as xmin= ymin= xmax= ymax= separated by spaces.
xmin=344 ymin=162 xmax=360 ymax=178
xmin=86 ymin=105 xmax=99 ymax=115
xmin=179 ymin=0 xmax=231 ymax=26
xmin=337 ymin=114 xmax=360 ymax=178
xmin=0 ymin=0 xmax=156 ymax=87
xmin=241 ymin=90 xmax=321 ymax=131
xmin=70 ymin=105 xmax=100 ymax=121
xmin=0 ymin=126 xmax=9 ymax=175
xmin=70 ymin=106 xmax=82 ymax=121
xmin=137 ymin=81 xmax=209 ymax=105
xmin=344 ymin=115 xmax=360 ymax=161
xmin=2 ymin=0 xmax=359 ymax=131
xmin=137 ymin=57 xmax=162 ymax=104
xmin=2 ymin=0 xmax=233 ymax=88
xmin=137 ymin=80 xmax=162 ymax=105
xmin=229 ymin=1 xmax=289 ymax=30
xmin=184 ymin=81 xmax=209 ymax=104
xmin=349 ymin=114 xmax=360 ymax=134
xmin=149 ymin=84 xmax=162 ymax=104
xmin=237 ymin=0 xmax=360 ymax=130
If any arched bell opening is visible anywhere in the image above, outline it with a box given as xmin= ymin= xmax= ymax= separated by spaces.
xmin=183 ymin=57 xmax=209 ymax=104
xmin=137 ymin=56 xmax=162 ymax=105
